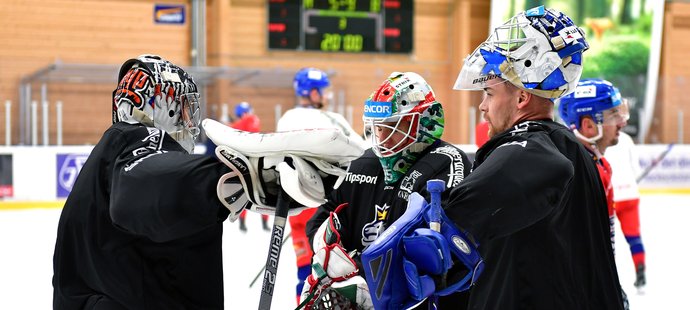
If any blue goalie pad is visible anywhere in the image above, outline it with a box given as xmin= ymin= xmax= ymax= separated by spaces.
xmin=361 ymin=192 xmax=485 ymax=309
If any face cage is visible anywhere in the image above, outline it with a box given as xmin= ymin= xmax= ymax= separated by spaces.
xmin=364 ymin=113 xmax=420 ymax=158
xmin=489 ymin=17 xmax=532 ymax=56
xmin=453 ymin=18 xmax=533 ymax=91
xmin=179 ymin=92 xmax=201 ymax=139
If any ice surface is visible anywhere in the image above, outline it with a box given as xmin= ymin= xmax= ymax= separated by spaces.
xmin=0 ymin=193 xmax=687 ymax=309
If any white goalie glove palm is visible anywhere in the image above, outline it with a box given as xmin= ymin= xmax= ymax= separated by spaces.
xmin=298 ymin=204 xmax=373 ymax=310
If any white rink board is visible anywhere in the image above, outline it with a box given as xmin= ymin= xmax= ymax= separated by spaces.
xmin=1 ymin=144 xmax=690 ymax=201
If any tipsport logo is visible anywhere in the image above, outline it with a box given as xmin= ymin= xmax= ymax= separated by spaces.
xmin=56 ymin=154 xmax=89 ymax=198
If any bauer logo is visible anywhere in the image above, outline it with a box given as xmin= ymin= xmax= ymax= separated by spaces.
xmin=56 ymin=154 xmax=89 ymax=198
xmin=363 ymin=101 xmax=392 ymax=118
xmin=154 ymin=4 xmax=185 ymax=24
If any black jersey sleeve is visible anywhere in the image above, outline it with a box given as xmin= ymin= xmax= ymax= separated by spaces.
xmin=444 ymin=133 xmax=574 ymax=242
xmin=110 ymin=128 xmax=230 ymax=243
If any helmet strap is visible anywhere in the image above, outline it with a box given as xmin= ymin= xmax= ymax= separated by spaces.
xmin=573 ymin=124 xmax=603 ymax=153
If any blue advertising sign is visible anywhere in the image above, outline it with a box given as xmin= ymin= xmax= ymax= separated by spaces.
xmin=56 ymin=154 xmax=89 ymax=198
xmin=154 ymin=4 xmax=186 ymax=24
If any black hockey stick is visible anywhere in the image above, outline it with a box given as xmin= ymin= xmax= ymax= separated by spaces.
xmin=636 ymin=143 xmax=674 ymax=183
xmin=249 ymin=232 xmax=292 ymax=288
xmin=258 ymin=189 xmax=292 ymax=310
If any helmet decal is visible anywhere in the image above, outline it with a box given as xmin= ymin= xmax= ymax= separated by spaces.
xmin=114 ymin=68 xmax=152 ymax=110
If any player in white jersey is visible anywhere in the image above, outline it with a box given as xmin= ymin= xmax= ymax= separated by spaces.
xmin=277 ymin=67 xmax=367 ymax=304
xmin=605 ymin=130 xmax=646 ymax=291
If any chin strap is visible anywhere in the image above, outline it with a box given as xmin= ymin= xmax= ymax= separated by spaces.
xmin=572 ymin=123 xmax=603 ymax=145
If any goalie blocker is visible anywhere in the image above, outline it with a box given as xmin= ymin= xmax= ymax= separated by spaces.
xmin=361 ymin=192 xmax=484 ymax=309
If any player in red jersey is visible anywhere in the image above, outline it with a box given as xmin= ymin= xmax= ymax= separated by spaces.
xmin=559 ymin=79 xmax=629 ymax=241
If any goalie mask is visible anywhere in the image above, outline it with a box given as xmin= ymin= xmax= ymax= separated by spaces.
xmin=558 ymin=79 xmax=629 ymax=144
xmin=363 ymin=72 xmax=444 ymax=184
xmin=112 ymin=54 xmax=201 ymax=153
xmin=454 ymin=6 xmax=589 ymax=99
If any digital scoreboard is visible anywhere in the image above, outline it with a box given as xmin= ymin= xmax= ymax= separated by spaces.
xmin=268 ymin=0 xmax=413 ymax=53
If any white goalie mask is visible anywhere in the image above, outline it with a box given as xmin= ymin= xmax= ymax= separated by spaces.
xmin=454 ymin=6 xmax=589 ymax=99
xmin=112 ymin=54 xmax=201 ymax=153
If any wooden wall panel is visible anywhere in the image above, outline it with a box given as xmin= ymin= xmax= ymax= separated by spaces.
xmin=0 ymin=0 xmax=191 ymax=145
xmin=655 ymin=2 xmax=690 ymax=143
xmin=1 ymin=0 xmax=492 ymax=146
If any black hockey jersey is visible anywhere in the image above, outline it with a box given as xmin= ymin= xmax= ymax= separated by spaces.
xmin=306 ymin=140 xmax=470 ymax=263
xmin=445 ymin=120 xmax=624 ymax=310
xmin=53 ymin=122 xmax=230 ymax=309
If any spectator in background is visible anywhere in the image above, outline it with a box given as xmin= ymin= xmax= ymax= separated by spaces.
xmin=230 ymin=101 xmax=269 ymax=232
xmin=605 ymin=130 xmax=647 ymax=292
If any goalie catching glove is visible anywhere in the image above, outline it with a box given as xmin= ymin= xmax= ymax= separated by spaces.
xmin=297 ymin=203 xmax=373 ymax=310
xmin=203 ymin=118 xmax=366 ymax=219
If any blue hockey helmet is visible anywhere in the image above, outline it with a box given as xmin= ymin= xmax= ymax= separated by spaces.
xmin=454 ymin=6 xmax=589 ymax=99
xmin=558 ymin=79 xmax=628 ymax=129
xmin=293 ymin=67 xmax=330 ymax=97
xmin=234 ymin=101 xmax=252 ymax=119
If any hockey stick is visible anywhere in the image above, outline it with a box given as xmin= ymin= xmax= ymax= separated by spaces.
xmin=257 ymin=189 xmax=292 ymax=310
xmin=249 ymin=232 xmax=292 ymax=288
xmin=636 ymin=143 xmax=674 ymax=183
xmin=426 ymin=180 xmax=447 ymax=307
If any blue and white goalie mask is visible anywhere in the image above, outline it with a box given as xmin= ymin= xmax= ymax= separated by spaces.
xmin=454 ymin=6 xmax=589 ymax=99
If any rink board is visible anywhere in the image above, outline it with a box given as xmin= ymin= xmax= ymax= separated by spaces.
xmin=1 ymin=144 xmax=690 ymax=209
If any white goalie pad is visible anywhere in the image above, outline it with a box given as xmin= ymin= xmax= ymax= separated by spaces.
xmin=203 ymin=118 xmax=365 ymax=165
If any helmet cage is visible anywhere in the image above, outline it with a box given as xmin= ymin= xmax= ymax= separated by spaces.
xmin=362 ymin=72 xmax=441 ymax=158
xmin=365 ymin=113 xmax=421 ymax=158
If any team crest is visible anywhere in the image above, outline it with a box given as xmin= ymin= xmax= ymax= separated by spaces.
xmin=361 ymin=203 xmax=391 ymax=246
xmin=398 ymin=170 xmax=422 ymax=199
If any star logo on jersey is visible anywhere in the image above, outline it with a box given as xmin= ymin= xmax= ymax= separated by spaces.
xmin=361 ymin=203 xmax=391 ymax=246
